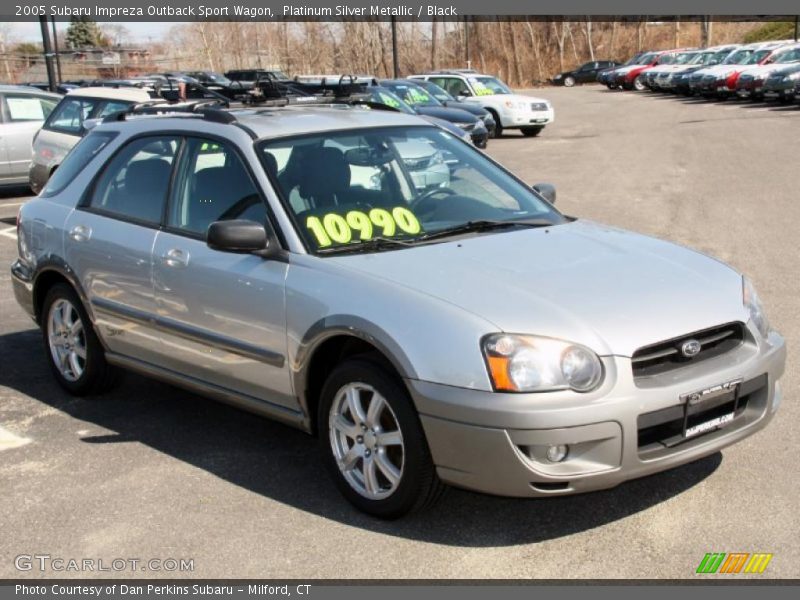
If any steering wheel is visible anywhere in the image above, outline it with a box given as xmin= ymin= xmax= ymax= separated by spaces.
xmin=410 ymin=187 xmax=457 ymax=215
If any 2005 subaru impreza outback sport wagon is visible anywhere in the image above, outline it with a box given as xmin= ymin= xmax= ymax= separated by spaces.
xmin=11 ymin=102 xmax=786 ymax=518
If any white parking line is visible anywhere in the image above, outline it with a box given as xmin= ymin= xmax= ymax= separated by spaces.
xmin=0 ymin=425 xmax=31 ymax=451
xmin=0 ymin=201 xmax=27 ymax=208
xmin=0 ymin=226 xmax=17 ymax=240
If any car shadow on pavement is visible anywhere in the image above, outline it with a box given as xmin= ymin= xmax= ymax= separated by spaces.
xmin=0 ymin=328 xmax=722 ymax=547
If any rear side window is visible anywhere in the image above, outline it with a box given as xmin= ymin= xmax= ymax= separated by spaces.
xmin=3 ymin=95 xmax=58 ymax=122
xmin=96 ymin=100 xmax=134 ymax=118
xmin=40 ymin=131 xmax=117 ymax=198
xmin=45 ymin=97 xmax=98 ymax=134
xmin=88 ymin=136 xmax=179 ymax=225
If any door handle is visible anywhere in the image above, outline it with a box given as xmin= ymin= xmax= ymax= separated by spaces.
xmin=69 ymin=225 xmax=91 ymax=242
xmin=161 ymin=248 xmax=189 ymax=268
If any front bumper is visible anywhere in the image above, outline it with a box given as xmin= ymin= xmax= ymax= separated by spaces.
xmin=410 ymin=328 xmax=785 ymax=497
xmin=502 ymin=107 xmax=554 ymax=128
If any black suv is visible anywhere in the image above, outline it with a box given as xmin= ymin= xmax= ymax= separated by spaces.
xmin=553 ymin=61 xmax=620 ymax=87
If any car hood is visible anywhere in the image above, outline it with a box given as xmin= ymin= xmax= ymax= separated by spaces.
xmin=613 ymin=65 xmax=644 ymax=76
xmin=329 ymin=220 xmax=746 ymax=357
xmin=442 ymin=101 xmax=489 ymax=118
xmin=740 ymin=63 xmax=797 ymax=77
xmin=415 ymin=105 xmax=478 ymax=123
xmin=765 ymin=63 xmax=800 ymax=76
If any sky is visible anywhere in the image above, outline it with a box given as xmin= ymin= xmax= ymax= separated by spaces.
xmin=5 ymin=21 xmax=177 ymax=43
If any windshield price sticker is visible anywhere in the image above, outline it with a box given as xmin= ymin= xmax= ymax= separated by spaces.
xmin=306 ymin=207 xmax=422 ymax=247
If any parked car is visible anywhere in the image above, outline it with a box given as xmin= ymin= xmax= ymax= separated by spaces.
xmin=552 ymin=60 xmax=620 ymax=87
xmin=11 ymin=101 xmax=785 ymax=518
xmin=225 ymin=69 xmax=291 ymax=86
xmin=736 ymin=43 xmax=800 ymax=100
xmin=385 ymin=78 xmax=496 ymax=138
xmin=409 ymin=70 xmax=553 ymax=137
xmin=609 ymin=51 xmax=663 ymax=90
xmin=648 ymin=46 xmax=739 ymax=92
xmin=185 ymin=71 xmax=249 ymax=98
xmin=0 ymin=85 xmax=60 ymax=189
xmin=597 ymin=53 xmax=646 ymax=88
xmin=617 ymin=49 xmax=693 ymax=91
xmin=29 ymin=87 xmax=152 ymax=194
xmin=378 ymin=79 xmax=490 ymax=147
xmin=687 ymin=42 xmax=787 ymax=97
xmin=763 ymin=62 xmax=800 ymax=102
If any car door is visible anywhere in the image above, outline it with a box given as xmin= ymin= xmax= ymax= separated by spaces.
xmin=152 ymin=135 xmax=294 ymax=409
xmin=578 ymin=62 xmax=599 ymax=82
xmin=0 ymin=93 xmax=58 ymax=181
xmin=64 ymin=135 xmax=180 ymax=364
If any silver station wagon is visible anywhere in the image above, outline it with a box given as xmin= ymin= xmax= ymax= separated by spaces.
xmin=11 ymin=102 xmax=786 ymax=518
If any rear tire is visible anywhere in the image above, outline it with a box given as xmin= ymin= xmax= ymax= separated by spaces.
xmin=41 ymin=283 xmax=120 ymax=396
xmin=318 ymin=358 xmax=445 ymax=519
xmin=520 ymin=126 xmax=543 ymax=137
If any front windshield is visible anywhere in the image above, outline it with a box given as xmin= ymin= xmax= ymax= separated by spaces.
xmin=673 ymin=52 xmax=698 ymax=65
xmin=383 ymin=82 xmax=442 ymax=107
xmin=208 ymin=73 xmax=231 ymax=85
xmin=472 ymin=76 xmax=512 ymax=95
xmin=774 ymin=48 xmax=800 ymax=63
xmin=366 ymin=88 xmax=417 ymax=115
xmin=723 ymin=50 xmax=751 ymax=64
xmin=636 ymin=53 xmax=657 ymax=65
xmin=418 ymin=80 xmax=454 ymax=102
xmin=258 ymin=126 xmax=563 ymax=253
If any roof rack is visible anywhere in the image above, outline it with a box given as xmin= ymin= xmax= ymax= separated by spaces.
xmin=103 ymin=99 xmax=236 ymax=124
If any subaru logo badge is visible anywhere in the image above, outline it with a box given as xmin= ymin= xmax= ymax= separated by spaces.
xmin=681 ymin=339 xmax=702 ymax=358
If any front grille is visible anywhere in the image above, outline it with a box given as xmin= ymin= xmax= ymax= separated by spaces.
xmin=631 ymin=322 xmax=745 ymax=379
xmin=530 ymin=102 xmax=548 ymax=111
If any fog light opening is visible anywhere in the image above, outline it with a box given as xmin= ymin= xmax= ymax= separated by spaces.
xmin=546 ymin=444 xmax=569 ymax=463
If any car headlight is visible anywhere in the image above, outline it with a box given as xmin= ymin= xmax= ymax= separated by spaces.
xmin=482 ymin=334 xmax=604 ymax=393
xmin=783 ymin=72 xmax=800 ymax=82
xmin=554 ymin=74 xmax=563 ymax=79
xmin=743 ymin=277 xmax=770 ymax=338
xmin=504 ymin=100 xmax=527 ymax=110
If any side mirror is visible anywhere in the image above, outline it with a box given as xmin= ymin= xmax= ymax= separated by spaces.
xmin=207 ymin=219 xmax=269 ymax=254
xmin=457 ymin=89 xmax=472 ymax=97
xmin=533 ymin=183 xmax=557 ymax=205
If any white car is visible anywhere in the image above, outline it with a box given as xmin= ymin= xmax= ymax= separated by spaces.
xmin=409 ymin=70 xmax=553 ymax=137
xmin=29 ymin=86 xmax=152 ymax=193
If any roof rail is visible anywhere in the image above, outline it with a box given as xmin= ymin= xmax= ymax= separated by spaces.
xmin=102 ymin=100 xmax=236 ymax=124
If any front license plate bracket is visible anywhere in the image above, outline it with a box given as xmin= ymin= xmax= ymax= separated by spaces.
xmin=680 ymin=379 xmax=742 ymax=440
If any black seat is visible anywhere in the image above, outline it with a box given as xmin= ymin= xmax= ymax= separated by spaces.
xmin=187 ymin=166 xmax=257 ymax=233
xmin=109 ymin=158 xmax=171 ymax=223
xmin=297 ymin=147 xmax=351 ymax=209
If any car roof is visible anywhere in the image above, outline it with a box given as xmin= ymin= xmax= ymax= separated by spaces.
xmin=65 ymin=87 xmax=151 ymax=102
xmin=101 ymin=104 xmax=432 ymax=140
xmin=0 ymin=84 xmax=61 ymax=98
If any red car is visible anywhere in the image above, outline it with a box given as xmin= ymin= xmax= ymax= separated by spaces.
xmin=613 ymin=49 xmax=693 ymax=91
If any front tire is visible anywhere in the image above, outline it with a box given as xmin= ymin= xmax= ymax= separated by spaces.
xmin=563 ymin=76 xmax=576 ymax=87
xmin=633 ymin=76 xmax=646 ymax=91
xmin=520 ymin=126 xmax=543 ymax=137
xmin=318 ymin=358 xmax=445 ymax=518
xmin=486 ymin=109 xmax=502 ymax=138
xmin=42 ymin=283 xmax=119 ymax=396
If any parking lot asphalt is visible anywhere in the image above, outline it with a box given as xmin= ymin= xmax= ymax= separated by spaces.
xmin=0 ymin=87 xmax=797 ymax=579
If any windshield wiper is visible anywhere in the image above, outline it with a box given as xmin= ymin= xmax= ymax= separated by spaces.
xmin=316 ymin=236 xmax=414 ymax=255
xmin=414 ymin=219 xmax=554 ymax=243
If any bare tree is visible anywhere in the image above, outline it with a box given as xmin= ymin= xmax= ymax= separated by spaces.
xmin=583 ymin=18 xmax=595 ymax=60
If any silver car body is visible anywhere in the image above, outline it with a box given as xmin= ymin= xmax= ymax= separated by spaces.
xmin=29 ymin=87 xmax=152 ymax=193
xmin=0 ymin=85 xmax=61 ymax=187
xmin=11 ymin=106 xmax=786 ymax=498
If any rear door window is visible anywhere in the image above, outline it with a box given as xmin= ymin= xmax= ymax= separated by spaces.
xmin=3 ymin=95 xmax=58 ymax=122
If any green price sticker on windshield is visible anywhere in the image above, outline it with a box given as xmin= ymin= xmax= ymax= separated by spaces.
xmin=306 ymin=207 xmax=422 ymax=247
